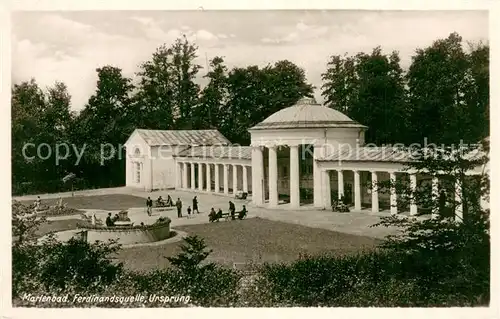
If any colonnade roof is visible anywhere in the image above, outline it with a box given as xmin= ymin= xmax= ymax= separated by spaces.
xmin=317 ymin=146 xmax=415 ymax=163
xmin=250 ymin=97 xmax=367 ymax=130
xmin=175 ymin=145 xmax=252 ymax=160
xmin=128 ymin=129 xmax=231 ymax=146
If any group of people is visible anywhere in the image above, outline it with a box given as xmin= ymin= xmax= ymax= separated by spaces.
xmin=209 ymin=201 xmax=247 ymax=222
xmin=145 ymin=194 xmax=247 ymax=221
xmin=145 ymin=195 xmax=174 ymax=216
xmin=174 ymin=196 xmax=200 ymax=218
xmin=105 ymin=212 xmax=121 ymax=227
xmin=157 ymin=195 xmax=173 ymax=207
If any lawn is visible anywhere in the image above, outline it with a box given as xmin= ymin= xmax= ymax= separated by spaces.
xmin=35 ymin=219 xmax=82 ymax=237
xmin=20 ymin=194 xmax=147 ymax=211
xmin=117 ymin=217 xmax=381 ymax=272
xmin=33 ymin=215 xmax=382 ymax=273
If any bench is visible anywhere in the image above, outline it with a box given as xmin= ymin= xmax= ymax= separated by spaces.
xmin=211 ymin=211 xmax=248 ymax=222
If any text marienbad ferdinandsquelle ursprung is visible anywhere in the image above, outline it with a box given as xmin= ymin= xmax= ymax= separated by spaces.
xmin=21 ymin=293 xmax=191 ymax=304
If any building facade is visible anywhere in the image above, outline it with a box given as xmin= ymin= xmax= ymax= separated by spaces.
xmin=125 ymin=97 xmax=489 ymax=218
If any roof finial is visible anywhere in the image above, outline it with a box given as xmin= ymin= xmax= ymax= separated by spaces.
xmin=297 ymin=96 xmax=318 ymax=105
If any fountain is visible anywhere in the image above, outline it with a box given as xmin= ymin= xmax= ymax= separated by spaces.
xmin=41 ymin=209 xmax=173 ymax=246
xmin=113 ymin=210 xmax=133 ymax=226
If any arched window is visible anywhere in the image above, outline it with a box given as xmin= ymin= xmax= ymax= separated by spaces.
xmin=134 ymin=147 xmax=141 ymax=156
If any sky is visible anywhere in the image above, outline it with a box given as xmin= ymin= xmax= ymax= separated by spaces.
xmin=11 ymin=10 xmax=489 ymax=111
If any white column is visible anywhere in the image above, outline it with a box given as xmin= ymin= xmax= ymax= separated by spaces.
xmin=178 ymin=162 xmax=182 ymax=188
xmin=223 ymin=164 xmax=229 ymax=195
xmin=313 ymin=146 xmax=323 ymax=207
xmin=432 ymin=177 xmax=439 ymax=218
xmin=175 ymin=162 xmax=181 ymax=189
xmin=198 ymin=163 xmax=204 ymax=191
xmin=214 ymin=164 xmax=220 ymax=193
xmin=409 ymin=173 xmax=418 ymax=216
xmin=251 ymin=146 xmax=264 ymax=205
xmin=190 ymin=163 xmax=195 ymax=190
xmin=337 ymin=169 xmax=344 ymax=200
xmin=371 ymin=171 xmax=379 ymax=213
xmin=206 ymin=163 xmax=211 ymax=192
xmin=232 ymin=164 xmax=238 ymax=194
xmin=290 ymin=145 xmax=300 ymax=208
xmin=178 ymin=162 xmax=183 ymax=188
xmin=390 ymin=171 xmax=398 ymax=215
xmin=242 ymin=165 xmax=248 ymax=193
xmin=182 ymin=162 xmax=188 ymax=189
xmin=455 ymin=179 xmax=463 ymax=222
xmin=353 ymin=170 xmax=361 ymax=211
xmin=268 ymin=146 xmax=278 ymax=206
xmin=323 ymin=170 xmax=331 ymax=208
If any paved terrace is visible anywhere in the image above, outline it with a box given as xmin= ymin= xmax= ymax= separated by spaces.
xmin=14 ymin=187 xmax=400 ymax=239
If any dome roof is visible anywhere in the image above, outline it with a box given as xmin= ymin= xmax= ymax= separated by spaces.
xmin=250 ymin=97 xmax=367 ymax=130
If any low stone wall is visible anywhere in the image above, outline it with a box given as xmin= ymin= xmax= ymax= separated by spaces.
xmin=77 ymin=219 xmax=172 ymax=245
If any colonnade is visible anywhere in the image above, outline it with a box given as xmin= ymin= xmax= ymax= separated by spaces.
xmin=176 ymin=161 xmax=251 ymax=195
xmin=321 ymin=168 xmax=463 ymax=219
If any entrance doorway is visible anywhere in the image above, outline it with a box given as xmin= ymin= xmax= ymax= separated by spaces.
xmin=344 ymin=183 xmax=353 ymax=205
xmin=135 ymin=162 xmax=141 ymax=183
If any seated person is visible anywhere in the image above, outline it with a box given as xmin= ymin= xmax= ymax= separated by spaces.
xmin=238 ymin=205 xmax=248 ymax=220
xmin=113 ymin=213 xmax=120 ymax=222
xmin=216 ymin=208 xmax=223 ymax=219
xmin=105 ymin=213 xmax=114 ymax=227
xmin=157 ymin=196 xmax=164 ymax=205
xmin=209 ymin=207 xmax=216 ymax=222
xmin=166 ymin=195 xmax=173 ymax=206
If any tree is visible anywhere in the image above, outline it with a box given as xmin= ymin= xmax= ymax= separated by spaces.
xmin=351 ymin=48 xmax=408 ymax=144
xmin=194 ymin=56 xmax=228 ymax=129
xmin=11 ymin=80 xmax=75 ymax=192
xmin=321 ymin=53 xmax=357 ymax=114
xmin=135 ymin=44 xmax=176 ymax=130
xmin=464 ymin=42 xmax=489 ymax=143
xmin=72 ymin=66 xmax=134 ymax=187
xmin=406 ymin=32 xmax=471 ymax=145
xmin=373 ymin=140 xmax=489 ymax=261
xmin=11 ymin=201 xmax=123 ymax=296
xmin=45 ymin=81 xmax=73 ymax=137
xmin=223 ymin=61 xmax=314 ymax=144
xmin=135 ymin=36 xmax=202 ymax=130
xmin=167 ymin=235 xmax=213 ymax=274
xmin=11 ymin=200 xmax=46 ymax=247
xmin=370 ymin=140 xmax=490 ymax=303
xmin=170 ymin=36 xmax=202 ymax=129
xmin=321 ymin=48 xmax=408 ymax=145
xmin=11 ymin=79 xmax=47 ymax=186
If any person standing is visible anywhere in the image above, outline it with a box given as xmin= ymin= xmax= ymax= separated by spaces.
xmin=192 ymin=196 xmax=199 ymax=214
xmin=187 ymin=206 xmax=192 ymax=218
xmin=176 ymin=198 xmax=183 ymax=218
xmin=229 ymin=201 xmax=236 ymax=220
xmin=146 ymin=197 xmax=153 ymax=216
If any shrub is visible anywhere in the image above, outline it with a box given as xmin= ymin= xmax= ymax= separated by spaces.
xmin=164 ymin=235 xmax=241 ymax=306
xmin=250 ymin=246 xmax=489 ymax=307
xmin=36 ymin=237 xmax=124 ymax=293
